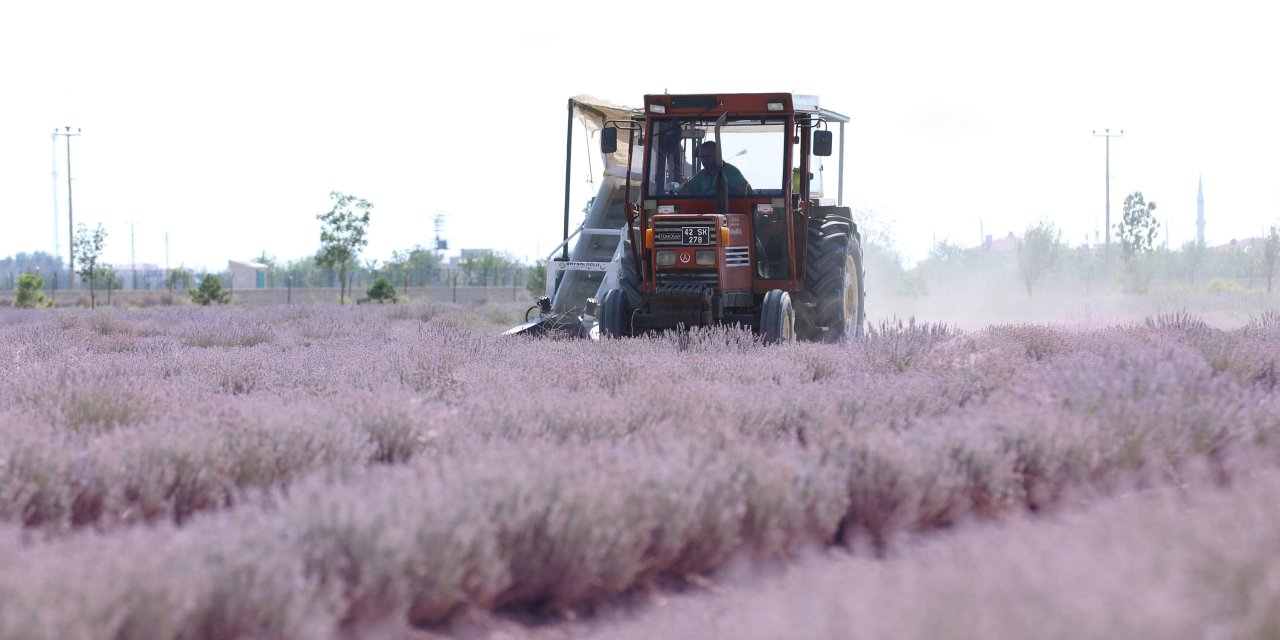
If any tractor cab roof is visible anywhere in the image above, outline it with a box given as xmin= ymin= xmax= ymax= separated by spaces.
xmin=640 ymin=93 xmax=849 ymax=124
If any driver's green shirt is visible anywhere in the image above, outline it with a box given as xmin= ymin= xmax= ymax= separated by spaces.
xmin=681 ymin=163 xmax=750 ymax=196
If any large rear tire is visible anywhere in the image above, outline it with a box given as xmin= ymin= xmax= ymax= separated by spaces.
xmin=797 ymin=208 xmax=865 ymax=342
xmin=600 ymin=287 xmax=630 ymax=338
xmin=760 ymin=289 xmax=795 ymax=344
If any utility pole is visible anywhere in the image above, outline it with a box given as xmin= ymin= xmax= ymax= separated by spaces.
xmin=51 ymin=132 xmax=60 ymax=265
xmin=1092 ymin=128 xmax=1123 ymax=268
xmin=54 ymin=127 xmax=81 ymax=289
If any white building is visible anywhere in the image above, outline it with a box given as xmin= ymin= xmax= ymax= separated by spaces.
xmin=227 ymin=260 xmax=268 ymax=289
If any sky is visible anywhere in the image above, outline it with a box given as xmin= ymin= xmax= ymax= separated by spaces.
xmin=2 ymin=0 xmax=1277 ymax=272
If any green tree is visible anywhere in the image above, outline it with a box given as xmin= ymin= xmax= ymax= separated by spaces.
xmin=1115 ymin=192 xmax=1159 ymax=294
xmin=457 ymin=251 xmax=521 ymax=286
xmin=15 ymin=273 xmax=54 ymax=308
xmin=1117 ymin=192 xmax=1158 ymax=262
xmin=1180 ymin=239 xmax=1207 ymax=287
xmin=385 ymin=245 xmax=443 ymax=287
xmin=189 ymin=273 xmax=230 ymax=305
xmin=363 ymin=275 xmax=398 ymax=303
xmin=1064 ymin=245 xmax=1102 ymax=296
xmin=1265 ymin=224 xmax=1280 ymax=294
xmin=95 ymin=264 xmax=122 ymax=306
xmin=525 ymin=261 xmax=547 ymax=300
xmin=316 ymin=191 xmax=372 ymax=304
xmin=73 ymin=223 xmax=107 ymax=308
xmin=279 ymin=255 xmax=324 ymax=289
xmin=917 ymin=239 xmax=964 ymax=291
xmin=854 ymin=209 xmax=908 ymax=303
xmin=0 ymin=252 xmax=64 ymax=284
xmin=1016 ymin=220 xmax=1063 ymax=296
xmin=167 ymin=268 xmax=192 ymax=292
xmin=252 ymin=252 xmax=277 ymax=269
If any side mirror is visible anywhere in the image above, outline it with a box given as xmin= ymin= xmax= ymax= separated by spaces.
xmin=813 ymin=130 xmax=833 ymax=157
xmin=601 ymin=127 xmax=618 ymax=154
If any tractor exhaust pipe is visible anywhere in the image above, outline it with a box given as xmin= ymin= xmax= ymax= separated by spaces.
xmin=713 ymin=112 xmax=729 ymax=215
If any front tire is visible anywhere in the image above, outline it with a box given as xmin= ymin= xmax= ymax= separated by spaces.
xmin=600 ymin=288 xmax=630 ymax=338
xmin=617 ymin=235 xmax=643 ymax=308
xmin=760 ymin=289 xmax=795 ymax=344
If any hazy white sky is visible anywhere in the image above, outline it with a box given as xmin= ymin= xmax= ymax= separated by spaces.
xmin=2 ymin=0 xmax=1277 ymax=270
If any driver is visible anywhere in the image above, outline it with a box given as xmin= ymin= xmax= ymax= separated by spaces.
xmin=679 ymin=141 xmax=751 ymax=196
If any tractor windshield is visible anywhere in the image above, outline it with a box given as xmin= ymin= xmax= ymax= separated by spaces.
xmin=645 ymin=117 xmax=787 ymax=198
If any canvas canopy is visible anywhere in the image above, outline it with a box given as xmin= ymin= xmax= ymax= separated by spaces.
xmin=571 ymin=94 xmax=640 ymax=171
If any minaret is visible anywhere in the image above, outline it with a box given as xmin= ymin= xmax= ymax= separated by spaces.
xmin=1196 ymin=175 xmax=1205 ymax=246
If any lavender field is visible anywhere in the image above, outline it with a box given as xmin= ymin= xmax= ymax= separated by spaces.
xmin=1 ymin=298 xmax=1278 ymax=639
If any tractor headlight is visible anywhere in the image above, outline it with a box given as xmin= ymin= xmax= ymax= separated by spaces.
xmin=695 ymin=250 xmax=716 ymax=266
xmin=656 ymin=251 xmax=676 ymax=266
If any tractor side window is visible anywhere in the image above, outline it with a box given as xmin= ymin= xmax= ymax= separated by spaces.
xmin=647 ymin=121 xmax=690 ymax=195
xmin=791 ymin=140 xmax=825 ymax=199
xmin=810 ymin=155 xmax=824 ymax=198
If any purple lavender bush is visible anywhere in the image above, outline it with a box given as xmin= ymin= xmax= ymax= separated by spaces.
xmin=0 ymin=302 xmax=1277 ymax=638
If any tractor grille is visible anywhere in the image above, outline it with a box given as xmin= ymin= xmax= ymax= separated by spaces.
xmin=655 ymin=269 xmax=719 ymax=287
xmin=725 ymin=246 xmax=750 ymax=267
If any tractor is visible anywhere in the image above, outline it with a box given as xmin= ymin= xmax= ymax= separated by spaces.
xmin=507 ymin=93 xmax=863 ymax=343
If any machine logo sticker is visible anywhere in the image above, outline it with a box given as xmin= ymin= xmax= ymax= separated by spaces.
xmin=679 ymin=253 xmax=691 ymax=264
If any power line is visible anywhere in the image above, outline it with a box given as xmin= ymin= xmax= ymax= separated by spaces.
xmin=130 ymin=222 xmax=137 ymax=290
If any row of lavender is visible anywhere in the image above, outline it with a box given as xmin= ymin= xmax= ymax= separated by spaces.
xmin=0 ymin=303 xmax=1277 ymax=637
xmin=581 ymin=469 xmax=1280 ymax=640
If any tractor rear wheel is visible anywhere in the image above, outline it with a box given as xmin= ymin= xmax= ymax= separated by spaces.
xmin=760 ymin=289 xmax=795 ymax=344
xmin=797 ymin=208 xmax=865 ymax=342
xmin=600 ymin=287 xmax=629 ymax=338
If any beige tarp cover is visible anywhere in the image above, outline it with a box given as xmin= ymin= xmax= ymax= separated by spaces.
xmin=571 ymin=94 xmax=641 ymax=171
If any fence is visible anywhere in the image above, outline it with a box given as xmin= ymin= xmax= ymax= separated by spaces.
xmin=2 ymin=265 xmax=541 ymax=308
xmin=2 ymin=266 xmax=538 ymax=293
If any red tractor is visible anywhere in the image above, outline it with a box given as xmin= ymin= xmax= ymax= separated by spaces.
xmin=596 ymin=93 xmax=864 ymax=342
xmin=508 ymin=93 xmax=863 ymax=343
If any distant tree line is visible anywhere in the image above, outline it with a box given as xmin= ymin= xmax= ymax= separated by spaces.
xmin=856 ymin=193 xmax=1280 ymax=299
xmin=892 ymin=231 xmax=1279 ymax=298
xmin=244 ymin=249 xmax=535 ymax=291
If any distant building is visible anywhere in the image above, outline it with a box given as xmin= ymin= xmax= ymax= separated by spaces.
xmin=1212 ymin=238 xmax=1262 ymax=254
xmin=227 ymin=260 xmax=268 ymax=289
xmin=975 ymin=232 xmax=1019 ymax=253
xmin=451 ymin=248 xmax=495 ymax=266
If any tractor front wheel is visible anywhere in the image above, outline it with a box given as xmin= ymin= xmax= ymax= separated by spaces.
xmin=760 ymin=289 xmax=795 ymax=344
xmin=600 ymin=288 xmax=630 ymax=338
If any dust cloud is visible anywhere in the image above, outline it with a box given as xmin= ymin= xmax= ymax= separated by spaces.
xmin=863 ymin=267 xmax=1274 ymax=331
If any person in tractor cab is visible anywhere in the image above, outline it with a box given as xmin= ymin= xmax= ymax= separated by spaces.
xmin=679 ymin=141 xmax=751 ymax=196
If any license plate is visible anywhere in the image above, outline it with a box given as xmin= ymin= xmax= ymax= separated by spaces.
xmin=682 ymin=227 xmax=712 ymax=245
